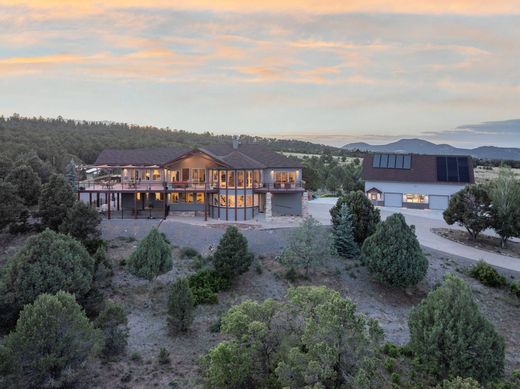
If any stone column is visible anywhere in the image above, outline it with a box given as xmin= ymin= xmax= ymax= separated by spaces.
xmin=265 ymin=192 xmax=273 ymax=221
xmin=301 ymin=191 xmax=309 ymax=217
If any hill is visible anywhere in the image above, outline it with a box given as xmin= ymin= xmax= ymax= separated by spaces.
xmin=0 ymin=114 xmax=343 ymax=171
xmin=343 ymin=138 xmax=520 ymax=161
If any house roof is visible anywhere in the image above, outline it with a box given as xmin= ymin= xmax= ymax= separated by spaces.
xmin=362 ymin=153 xmax=475 ymax=184
xmin=94 ymin=144 xmax=302 ymax=169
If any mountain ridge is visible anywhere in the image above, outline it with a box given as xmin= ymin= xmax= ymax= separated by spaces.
xmin=343 ymin=138 xmax=520 ymax=161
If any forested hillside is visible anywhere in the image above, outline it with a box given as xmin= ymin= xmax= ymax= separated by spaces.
xmin=0 ymin=114 xmax=342 ymax=171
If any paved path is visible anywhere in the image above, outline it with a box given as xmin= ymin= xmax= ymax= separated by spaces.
xmin=308 ymin=198 xmax=520 ymax=272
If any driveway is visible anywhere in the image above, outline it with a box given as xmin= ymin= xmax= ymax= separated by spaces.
xmin=308 ymin=198 xmax=520 ymax=272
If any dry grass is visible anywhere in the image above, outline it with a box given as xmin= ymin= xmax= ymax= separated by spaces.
xmin=474 ymin=166 xmax=520 ymax=184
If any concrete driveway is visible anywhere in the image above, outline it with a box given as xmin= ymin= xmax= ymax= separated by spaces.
xmin=308 ymin=198 xmax=520 ymax=272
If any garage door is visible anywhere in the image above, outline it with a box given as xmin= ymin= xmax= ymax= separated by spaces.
xmin=429 ymin=195 xmax=449 ymax=210
xmin=384 ymin=193 xmax=402 ymax=207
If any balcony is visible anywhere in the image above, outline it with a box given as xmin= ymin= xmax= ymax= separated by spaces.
xmin=254 ymin=182 xmax=304 ymax=193
xmin=78 ymin=179 xmax=217 ymax=192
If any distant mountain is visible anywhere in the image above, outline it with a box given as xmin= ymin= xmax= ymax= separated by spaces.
xmin=343 ymin=138 xmax=520 ymax=161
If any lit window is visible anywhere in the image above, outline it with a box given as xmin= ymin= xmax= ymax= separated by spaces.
xmin=136 ymin=192 xmax=141 ymax=200
xmin=246 ymin=195 xmax=252 ymax=206
xmin=237 ymin=195 xmax=244 ymax=207
xmin=170 ymin=193 xmax=179 ymax=203
xmin=153 ymin=169 xmax=161 ymax=180
xmin=186 ymin=193 xmax=194 ymax=203
xmin=196 ymin=193 xmax=205 ymax=204
xmin=237 ymin=171 xmax=244 ymax=188
xmin=155 ymin=192 xmax=161 ymax=200
xmin=227 ymin=195 xmax=235 ymax=207
xmin=220 ymin=195 xmax=227 ymax=206
xmin=403 ymin=194 xmax=428 ymax=204
xmin=228 ymin=171 xmax=235 ymax=187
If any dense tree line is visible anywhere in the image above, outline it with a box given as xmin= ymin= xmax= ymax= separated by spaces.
xmin=0 ymin=114 xmax=351 ymax=171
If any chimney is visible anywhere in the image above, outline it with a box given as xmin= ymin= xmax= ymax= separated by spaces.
xmin=232 ymin=135 xmax=240 ymax=149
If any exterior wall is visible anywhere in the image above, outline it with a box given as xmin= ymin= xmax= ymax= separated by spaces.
xmin=271 ymin=193 xmax=303 ymax=216
xmin=364 ymin=180 xmax=466 ymax=210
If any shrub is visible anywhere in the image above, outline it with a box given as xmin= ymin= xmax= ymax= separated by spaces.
xmin=436 ymin=377 xmax=483 ymax=389
xmin=167 ymin=277 xmax=194 ymax=333
xmin=468 ymin=260 xmax=507 ymax=287
xmin=38 ymin=174 xmax=76 ymax=230
xmin=0 ymin=292 xmax=102 ymax=388
xmin=127 ymin=227 xmax=172 ymax=280
xmin=158 ymin=348 xmax=170 ymax=365
xmin=279 ymin=216 xmax=332 ymax=276
xmin=383 ymin=342 xmax=400 ymax=358
xmin=59 ymin=201 xmax=102 ymax=251
xmin=130 ymin=352 xmax=142 ymax=362
xmin=332 ymin=203 xmax=360 ymax=258
xmin=95 ymin=300 xmax=129 ymax=357
xmin=443 ymin=184 xmax=492 ymax=241
xmin=362 ymin=213 xmax=428 ymax=288
xmin=180 ymin=246 xmax=200 ymax=259
xmin=330 ymin=191 xmax=381 ymax=245
xmin=6 ymin=164 xmax=41 ymax=206
xmin=409 ymin=274 xmax=505 ymax=383
xmin=511 ymin=280 xmax=520 ymax=298
xmin=0 ymin=181 xmax=28 ymax=231
xmin=0 ymin=229 xmax=95 ymax=328
xmin=213 ymin=225 xmax=252 ymax=281
xmin=188 ymin=269 xmax=230 ymax=305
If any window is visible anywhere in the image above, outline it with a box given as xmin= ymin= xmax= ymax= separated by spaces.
xmin=136 ymin=192 xmax=141 ymax=200
xmin=227 ymin=195 xmax=235 ymax=207
xmin=169 ymin=193 xmax=179 ymax=203
xmin=185 ymin=193 xmax=194 ymax=203
xmin=289 ymin=171 xmax=296 ymax=183
xmin=153 ymin=169 xmax=161 ymax=180
xmin=246 ymin=195 xmax=252 ymax=206
xmin=182 ymin=168 xmax=190 ymax=181
xmin=403 ymin=194 xmax=428 ymax=204
xmin=170 ymin=170 xmax=180 ymax=182
xmin=220 ymin=195 xmax=227 ymax=206
xmin=145 ymin=170 xmax=151 ymax=180
xmin=227 ymin=171 xmax=235 ymax=187
xmin=254 ymin=171 xmax=261 ymax=186
xmin=155 ymin=192 xmax=161 ymax=200
xmin=196 ymin=193 xmax=204 ymax=204
xmin=246 ymin=171 xmax=253 ymax=187
xmin=192 ymin=168 xmax=206 ymax=184
xmin=220 ymin=171 xmax=227 ymax=188
xmin=237 ymin=195 xmax=244 ymax=207
xmin=237 ymin=171 xmax=244 ymax=188
xmin=213 ymin=195 xmax=219 ymax=206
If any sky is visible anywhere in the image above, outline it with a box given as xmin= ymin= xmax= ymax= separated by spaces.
xmin=1 ymin=1 xmax=520 ymax=148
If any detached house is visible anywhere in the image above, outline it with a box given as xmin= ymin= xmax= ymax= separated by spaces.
xmin=80 ymin=140 xmax=306 ymax=221
xmin=362 ymin=153 xmax=474 ymax=210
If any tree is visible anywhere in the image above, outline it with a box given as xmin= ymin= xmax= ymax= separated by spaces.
xmin=0 ymin=229 xmax=95 ymax=327
xmin=167 ymin=277 xmax=194 ymax=333
xmin=409 ymin=275 xmax=505 ymax=383
xmin=204 ymin=286 xmax=384 ymax=389
xmin=38 ymin=174 xmax=76 ymax=230
xmin=59 ymin=201 xmax=102 ymax=250
xmin=6 ymin=164 xmax=41 ymax=206
xmin=127 ymin=227 xmax=172 ymax=280
xmin=302 ymin=165 xmax=319 ymax=191
xmin=443 ymin=184 xmax=492 ymax=241
xmin=0 ymin=292 xmax=102 ymax=388
xmin=95 ymin=300 xmax=128 ymax=357
xmin=325 ymin=174 xmax=339 ymax=194
xmin=16 ymin=150 xmax=54 ymax=183
xmin=488 ymin=167 xmax=520 ymax=247
xmin=330 ymin=191 xmax=381 ymax=245
xmin=0 ymin=182 xmax=27 ymax=231
xmin=332 ymin=204 xmax=360 ymax=258
xmin=362 ymin=213 xmax=428 ymax=288
xmin=436 ymin=377 xmax=483 ymax=389
xmin=213 ymin=225 xmax=252 ymax=281
xmin=66 ymin=159 xmax=78 ymax=191
xmin=0 ymin=152 xmax=12 ymax=180
xmin=279 ymin=216 xmax=332 ymax=276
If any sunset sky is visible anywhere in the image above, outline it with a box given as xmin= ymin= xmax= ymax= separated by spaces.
xmin=1 ymin=1 xmax=519 ymax=148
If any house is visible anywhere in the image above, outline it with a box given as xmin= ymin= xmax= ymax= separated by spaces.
xmin=362 ymin=153 xmax=474 ymax=210
xmin=79 ymin=140 xmax=306 ymax=221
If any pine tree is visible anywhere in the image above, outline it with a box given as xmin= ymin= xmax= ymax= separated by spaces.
xmin=127 ymin=227 xmax=172 ymax=280
xmin=332 ymin=204 xmax=360 ymax=258
xmin=213 ymin=225 xmax=252 ymax=281
xmin=95 ymin=300 xmax=129 ymax=357
xmin=66 ymin=159 xmax=78 ymax=191
xmin=0 ymin=182 xmax=27 ymax=230
xmin=38 ymin=174 xmax=76 ymax=230
xmin=167 ymin=277 xmax=194 ymax=333
xmin=6 ymin=164 xmax=41 ymax=206
xmin=59 ymin=201 xmax=102 ymax=250
xmin=409 ymin=275 xmax=505 ymax=383
xmin=362 ymin=213 xmax=427 ymax=288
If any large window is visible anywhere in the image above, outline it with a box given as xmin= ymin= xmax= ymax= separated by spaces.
xmin=227 ymin=171 xmax=235 ymax=187
xmin=192 ymin=168 xmax=206 ymax=184
xmin=237 ymin=171 xmax=244 ymax=188
xmin=403 ymin=194 xmax=428 ymax=204
xmin=152 ymin=169 xmax=161 ymax=180
xmin=196 ymin=193 xmax=205 ymax=204
xmin=373 ymin=154 xmax=411 ymax=169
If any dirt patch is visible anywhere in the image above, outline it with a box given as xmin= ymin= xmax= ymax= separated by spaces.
xmin=85 ymin=237 xmax=520 ymax=388
xmin=433 ymin=228 xmax=520 ymax=259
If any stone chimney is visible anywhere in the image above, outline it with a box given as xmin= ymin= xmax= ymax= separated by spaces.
xmin=232 ymin=135 xmax=241 ymax=149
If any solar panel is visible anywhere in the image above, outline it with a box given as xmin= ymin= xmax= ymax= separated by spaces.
xmin=437 ymin=156 xmax=447 ymax=181
xmin=373 ymin=154 xmax=381 ymax=168
xmin=395 ymin=155 xmax=403 ymax=169
xmin=403 ymin=155 xmax=411 ymax=169
xmin=380 ymin=154 xmax=388 ymax=168
xmin=447 ymin=157 xmax=459 ymax=181
xmin=388 ymin=154 xmax=396 ymax=168
xmin=457 ymin=157 xmax=470 ymax=182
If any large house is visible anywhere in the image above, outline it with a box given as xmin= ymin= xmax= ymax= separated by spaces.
xmin=362 ymin=153 xmax=474 ymax=210
xmin=79 ymin=140 xmax=306 ymax=221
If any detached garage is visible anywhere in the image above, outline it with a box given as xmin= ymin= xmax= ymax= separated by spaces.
xmin=362 ymin=153 xmax=475 ymax=211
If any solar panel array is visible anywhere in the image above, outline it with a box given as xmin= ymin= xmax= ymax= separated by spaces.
xmin=436 ymin=156 xmax=471 ymax=183
xmin=372 ymin=153 xmax=411 ymax=169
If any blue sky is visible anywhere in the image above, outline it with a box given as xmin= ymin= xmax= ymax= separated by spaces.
xmin=0 ymin=1 xmax=519 ymax=148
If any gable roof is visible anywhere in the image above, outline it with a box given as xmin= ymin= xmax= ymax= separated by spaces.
xmin=94 ymin=147 xmax=190 ymax=166
xmin=362 ymin=153 xmax=475 ymax=184
xmin=93 ymin=144 xmax=302 ymax=169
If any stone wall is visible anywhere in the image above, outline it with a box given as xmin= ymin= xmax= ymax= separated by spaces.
xmin=265 ymin=192 xmax=272 ymax=220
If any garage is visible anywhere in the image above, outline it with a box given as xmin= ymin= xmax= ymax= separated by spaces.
xmin=429 ymin=195 xmax=449 ymax=210
xmin=384 ymin=193 xmax=402 ymax=207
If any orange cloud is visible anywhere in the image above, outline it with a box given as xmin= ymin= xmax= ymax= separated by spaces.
xmin=1 ymin=0 xmax=519 ymax=15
